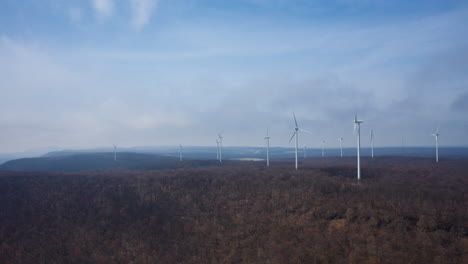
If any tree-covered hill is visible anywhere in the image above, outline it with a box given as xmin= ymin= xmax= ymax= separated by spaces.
xmin=0 ymin=158 xmax=466 ymax=263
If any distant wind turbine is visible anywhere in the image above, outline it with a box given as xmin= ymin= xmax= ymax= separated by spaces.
xmin=179 ymin=144 xmax=183 ymax=162
xmin=431 ymin=127 xmax=440 ymax=162
xmin=218 ymin=132 xmax=223 ymax=163
xmin=289 ymin=113 xmax=312 ymax=170
xmin=321 ymin=140 xmax=326 ymax=157
xmin=113 ymin=144 xmax=117 ymax=161
xmin=354 ymin=114 xmax=364 ymax=180
xmin=216 ymin=139 xmax=220 ymax=160
xmin=264 ymin=128 xmax=271 ymax=167
xmin=338 ymin=138 xmax=344 ymax=157
xmin=370 ymin=129 xmax=375 ymax=159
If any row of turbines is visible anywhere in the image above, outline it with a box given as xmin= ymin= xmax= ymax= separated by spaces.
xmin=281 ymin=113 xmax=440 ymax=180
xmin=114 ymin=113 xmax=441 ymax=181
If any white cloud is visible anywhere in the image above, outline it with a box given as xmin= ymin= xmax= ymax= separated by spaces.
xmin=129 ymin=0 xmax=158 ymax=30
xmin=91 ymin=0 xmax=114 ymax=18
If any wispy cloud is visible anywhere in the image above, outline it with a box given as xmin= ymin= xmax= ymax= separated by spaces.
xmin=129 ymin=0 xmax=158 ymax=30
xmin=0 ymin=1 xmax=467 ymax=151
xmin=91 ymin=0 xmax=114 ymax=18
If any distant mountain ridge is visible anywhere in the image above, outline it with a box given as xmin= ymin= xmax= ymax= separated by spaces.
xmin=2 ymin=147 xmax=468 ymax=173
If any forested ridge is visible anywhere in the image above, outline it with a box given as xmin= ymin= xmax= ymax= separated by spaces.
xmin=0 ymin=158 xmax=467 ymax=263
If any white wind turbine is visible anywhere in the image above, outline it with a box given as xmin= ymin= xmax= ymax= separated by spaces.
xmin=216 ymin=139 xmax=220 ymax=161
xmin=431 ymin=127 xmax=440 ymax=162
xmin=289 ymin=113 xmax=312 ymax=170
xmin=179 ymin=144 xmax=183 ymax=162
xmin=264 ymin=128 xmax=271 ymax=167
xmin=338 ymin=138 xmax=344 ymax=157
xmin=354 ymin=114 xmax=364 ymax=180
xmin=370 ymin=129 xmax=375 ymax=159
xmin=113 ymin=144 xmax=117 ymax=161
xmin=218 ymin=132 xmax=223 ymax=163
xmin=321 ymin=140 xmax=326 ymax=157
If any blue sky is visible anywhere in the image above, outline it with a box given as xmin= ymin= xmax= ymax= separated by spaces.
xmin=0 ymin=0 xmax=467 ymax=152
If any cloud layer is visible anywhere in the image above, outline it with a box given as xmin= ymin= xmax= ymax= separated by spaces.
xmin=0 ymin=0 xmax=467 ymax=152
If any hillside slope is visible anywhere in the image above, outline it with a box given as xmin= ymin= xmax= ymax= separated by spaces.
xmin=0 ymin=152 xmax=186 ymax=172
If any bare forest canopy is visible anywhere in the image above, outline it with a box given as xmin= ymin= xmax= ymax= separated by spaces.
xmin=0 ymin=157 xmax=467 ymax=263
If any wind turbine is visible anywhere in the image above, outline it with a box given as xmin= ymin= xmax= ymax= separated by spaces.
xmin=321 ymin=140 xmax=326 ymax=157
xmin=179 ymin=144 xmax=183 ymax=162
xmin=338 ymin=138 xmax=344 ymax=157
xmin=289 ymin=113 xmax=312 ymax=170
xmin=113 ymin=144 xmax=117 ymax=161
xmin=216 ymin=139 xmax=220 ymax=160
xmin=264 ymin=128 xmax=271 ymax=167
xmin=304 ymin=145 xmax=307 ymax=159
xmin=431 ymin=127 xmax=440 ymax=162
xmin=218 ymin=132 xmax=223 ymax=163
xmin=370 ymin=129 xmax=374 ymax=159
xmin=354 ymin=114 xmax=364 ymax=180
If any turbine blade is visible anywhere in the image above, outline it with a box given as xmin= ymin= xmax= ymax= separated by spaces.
xmin=299 ymin=128 xmax=313 ymax=134
xmin=289 ymin=131 xmax=297 ymax=143
xmin=293 ymin=112 xmax=298 ymax=128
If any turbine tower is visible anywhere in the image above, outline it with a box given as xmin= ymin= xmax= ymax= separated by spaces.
xmin=218 ymin=132 xmax=223 ymax=163
xmin=370 ymin=129 xmax=374 ymax=159
xmin=179 ymin=144 xmax=183 ymax=162
xmin=338 ymin=138 xmax=344 ymax=157
xmin=264 ymin=128 xmax=271 ymax=167
xmin=113 ymin=144 xmax=117 ymax=161
xmin=354 ymin=114 xmax=364 ymax=180
xmin=431 ymin=127 xmax=440 ymax=162
xmin=216 ymin=139 xmax=220 ymax=160
xmin=304 ymin=145 xmax=307 ymax=159
xmin=289 ymin=113 xmax=312 ymax=170
xmin=321 ymin=140 xmax=326 ymax=157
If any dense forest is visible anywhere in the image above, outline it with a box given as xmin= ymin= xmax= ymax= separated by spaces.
xmin=0 ymin=157 xmax=467 ymax=263
xmin=0 ymin=152 xmax=231 ymax=172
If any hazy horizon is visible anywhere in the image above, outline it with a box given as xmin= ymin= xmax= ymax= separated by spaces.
xmin=1 ymin=0 xmax=467 ymax=152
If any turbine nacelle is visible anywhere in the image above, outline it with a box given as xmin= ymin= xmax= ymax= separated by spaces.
xmin=354 ymin=113 xmax=363 ymax=124
xmin=353 ymin=114 xmax=363 ymax=136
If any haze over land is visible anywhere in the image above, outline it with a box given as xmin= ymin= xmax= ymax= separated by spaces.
xmin=1 ymin=0 xmax=468 ymax=153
